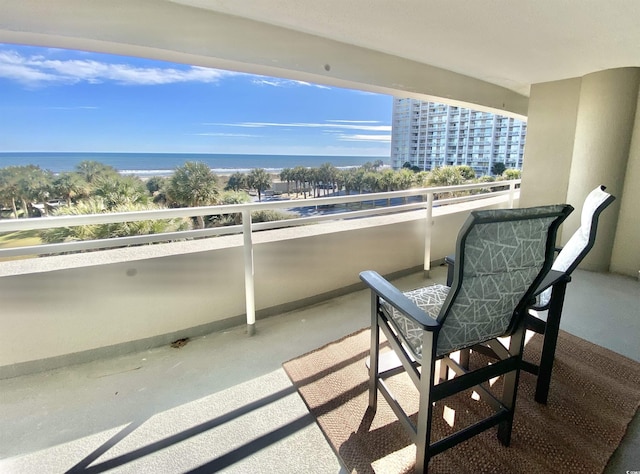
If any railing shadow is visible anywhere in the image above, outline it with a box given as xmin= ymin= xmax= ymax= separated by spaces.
xmin=66 ymin=385 xmax=313 ymax=473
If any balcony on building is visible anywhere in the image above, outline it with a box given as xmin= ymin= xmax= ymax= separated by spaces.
xmin=1 ymin=1 xmax=639 ymax=472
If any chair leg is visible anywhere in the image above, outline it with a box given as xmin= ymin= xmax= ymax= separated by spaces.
xmin=438 ymin=358 xmax=448 ymax=383
xmin=535 ymin=280 xmax=567 ymax=404
xmin=459 ymin=348 xmax=470 ymax=370
xmin=497 ymin=323 xmax=526 ymax=446
xmin=415 ymin=334 xmax=437 ymax=473
xmin=369 ymin=292 xmax=380 ymax=410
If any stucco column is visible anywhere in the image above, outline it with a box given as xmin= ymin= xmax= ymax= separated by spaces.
xmin=564 ymin=68 xmax=640 ymax=271
xmin=611 ymin=80 xmax=640 ymax=277
xmin=519 ymin=78 xmax=581 ymax=208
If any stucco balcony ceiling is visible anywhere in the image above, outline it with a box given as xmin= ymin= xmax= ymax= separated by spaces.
xmin=2 ymin=1 xmax=639 ymax=115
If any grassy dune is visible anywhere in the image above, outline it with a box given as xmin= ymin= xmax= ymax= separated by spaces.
xmin=0 ymin=230 xmax=42 ymax=261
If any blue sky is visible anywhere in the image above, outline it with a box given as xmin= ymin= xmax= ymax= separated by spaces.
xmin=0 ymin=44 xmax=392 ymax=156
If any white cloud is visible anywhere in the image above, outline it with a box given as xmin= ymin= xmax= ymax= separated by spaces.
xmin=326 ymin=119 xmax=380 ymax=124
xmin=338 ymin=134 xmax=392 ymax=143
xmin=194 ymin=132 xmax=261 ymax=138
xmin=251 ymin=77 xmax=330 ymax=89
xmin=211 ymin=121 xmax=391 ymax=132
xmin=0 ymin=49 xmax=232 ymax=87
xmin=202 ymin=120 xmax=392 ymax=145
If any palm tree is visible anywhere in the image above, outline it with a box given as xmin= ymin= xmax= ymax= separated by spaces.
xmin=378 ymin=169 xmax=396 ymax=192
xmin=455 ymin=165 xmax=476 ymax=181
xmin=428 ymin=166 xmax=465 ymax=187
xmin=92 ymin=175 xmax=149 ymax=209
xmin=41 ymin=198 xmax=189 ymax=242
xmin=318 ymin=162 xmax=337 ymax=196
xmin=363 ymin=171 xmax=381 ymax=193
xmin=145 ymin=176 xmax=169 ymax=204
xmin=76 ymin=160 xmax=118 ymax=184
xmin=396 ymin=168 xmax=416 ymax=203
xmin=502 ymin=168 xmax=522 ymax=180
xmin=378 ymin=169 xmax=397 ymax=206
xmin=429 ymin=166 xmax=465 ymax=199
xmin=279 ymin=168 xmax=293 ymax=194
xmin=167 ymin=161 xmax=220 ymax=228
xmin=307 ymin=168 xmax=320 ymax=198
xmin=218 ymin=190 xmax=251 ymax=225
xmin=292 ymin=166 xmax=308 ymax=198
xmin=225 ymin=172 xmax=247 ymax=192
xmin=247 ymin=168 xmax=272 ymax=202
xmin=52 ymin=172 xmax=90 ymax=206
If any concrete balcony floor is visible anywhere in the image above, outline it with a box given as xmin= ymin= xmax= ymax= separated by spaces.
xmin=1 ymin=266 xmax=638 ymax=473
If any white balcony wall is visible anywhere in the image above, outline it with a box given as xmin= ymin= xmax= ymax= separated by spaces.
xmin=0 ymin=196 xmax=513 ymax=378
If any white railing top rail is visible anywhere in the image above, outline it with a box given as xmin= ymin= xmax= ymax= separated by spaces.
xmin=0 ymin=180 xmax=520 ymax=234
xmin=0 ymin=180 xmax=520 ymax=261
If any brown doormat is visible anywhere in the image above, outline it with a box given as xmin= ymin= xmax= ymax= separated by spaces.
xmin=283 ymin=329 xmax=640 ymax=473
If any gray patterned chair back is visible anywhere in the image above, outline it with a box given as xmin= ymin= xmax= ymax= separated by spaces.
xmin=436 ymin=205 xmax=573 ymax=355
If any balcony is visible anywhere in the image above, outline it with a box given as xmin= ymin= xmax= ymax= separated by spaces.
xmin=0 ymin=182 xmax=638 ymax=472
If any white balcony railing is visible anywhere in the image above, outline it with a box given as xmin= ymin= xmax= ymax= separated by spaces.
xmin=0 ymin=180 xmax=520 ymax=335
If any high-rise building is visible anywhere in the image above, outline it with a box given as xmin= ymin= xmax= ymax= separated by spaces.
xmin=391 ymin=98 xmax=527 ymax=176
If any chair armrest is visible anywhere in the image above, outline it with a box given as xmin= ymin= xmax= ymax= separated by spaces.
xmin=359 ymin=270 xmax=440 ymax=331
xmin=532 ymin=270 xmax=571 ymax=297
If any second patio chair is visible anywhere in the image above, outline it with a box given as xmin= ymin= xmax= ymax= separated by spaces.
xmin=524 ymin=185 xmax=615 ymax=402
xmin=360 ymin=204 xmax=572 ymax=473
xmin=447 ymin=185 xmax=615 ymax=403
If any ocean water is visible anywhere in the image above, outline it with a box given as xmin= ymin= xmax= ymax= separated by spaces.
xmin=0 ymin=152 xmax=387 ymax=176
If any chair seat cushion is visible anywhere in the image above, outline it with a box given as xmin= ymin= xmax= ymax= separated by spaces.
xmin=381 ymin=284 xmax=449 ymax=359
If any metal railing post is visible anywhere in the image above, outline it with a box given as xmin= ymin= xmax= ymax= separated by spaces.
xmin=242 ymin=209 xmax=256 ymax=336
xmin=424 ymin=192 xmax=434 ymax=276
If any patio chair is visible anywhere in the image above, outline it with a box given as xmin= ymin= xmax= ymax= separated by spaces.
xmin=524 ymin=185 xmax=615 ymax=402
xmin=445 ymin=185 xmax=615 ymax=403
xmin=360 ymin=204 xmax=572 ymax=472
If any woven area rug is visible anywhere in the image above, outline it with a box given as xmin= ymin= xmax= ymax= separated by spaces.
xmin=283 ymin=329 xmax=640 ymax=473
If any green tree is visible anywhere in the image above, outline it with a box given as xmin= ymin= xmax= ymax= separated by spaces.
xmin=279 ymin=168 xmax=293 ymax=194
xmin=52 ymin=172 xmax=90 ymax=206
xmin=167 ymin=161 xmax=220 ymax=229
xmin=395 ymin=169 xmax=415 ymax=190
xmin=502 ymin=168 xmax=522 ymax=180
xmin=310 ymin=167 xmax=325 ymax=198
xmin=0 ymin=167 xmax=22 ymax=218
xmin=247 ymin=168 xmax=272 ymax=202
xmin=214 ymin=190 xmax=251 ymax=226
xmin=415 ymin=171 xmax=430 ymax=188
xmin=363 ymin=171 xmax=381 ymax=193
xmin=428 ymin=166 xmax=465 ymax=187
xmin=403 ymin=161 xmax=422 ymax=173
xmin=145 ymin=176 xmax=169 ymax=204
xmin=318 ymin=163 xmax=338 ymax=196
xmin=491 ymin=162 xmax=506 ymax=176
xmin=225 ymin=172 xmax=248 ymax=192
xmin=5 ymin=165 xmax=54 ymax=217
xmin=292 ymin=166 xmax=309 ymax=198
xmin=455 ymin=165 xmax=476 ymax=181
xmin=145 ymin=176 xmax=167 ymax=194
xmin=92 ymin=175 xmax=149 ymax=209
xmin=76 ymin=160 xmax=118 ymax=184
xmin=41 ymin=198 xmax=189 ymax=243
xmin=378 ymin=169 xmax=397 ymax=192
